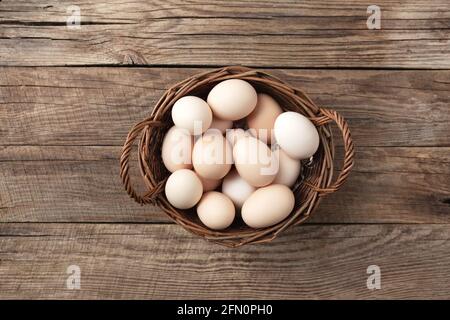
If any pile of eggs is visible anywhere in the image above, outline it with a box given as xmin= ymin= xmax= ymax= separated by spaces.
xmin=162 ymin=79 xmax=319 ymax=230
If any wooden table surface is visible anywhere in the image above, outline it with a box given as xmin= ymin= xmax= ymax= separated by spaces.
xmin=1 ymin=0 xmax=449 ymax=299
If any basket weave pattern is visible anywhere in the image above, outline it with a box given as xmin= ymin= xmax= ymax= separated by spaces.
xmin=120 ymin=66 xmax=354 ymax=247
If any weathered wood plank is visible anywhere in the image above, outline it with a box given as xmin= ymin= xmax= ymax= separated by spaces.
xmin=1 ymin=67 xmax=449 ymax=146
xmin=0 ymin=223 xmax=449 ymax=299
xmin=1 ymin=1 xmax=449 ymax=67
xmin=0 ymin=147 xmax=162 ymax=222
xmin=3 ymin=0 xmax=450 ymax=23
xmin=1 ymin=146 xmax=449 ymax=223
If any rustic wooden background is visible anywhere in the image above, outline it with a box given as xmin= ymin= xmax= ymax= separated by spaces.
xmin=1 ymin=0 xmax=449 ymax=299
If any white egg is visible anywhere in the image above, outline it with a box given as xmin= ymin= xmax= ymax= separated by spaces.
xmin=192 ymin=132 xmax=233 ymax=180
xmin=164 ymin=169 xmax=203 ymax=209
xmin=171 ymin=96 xmax=212 ymax=134
xmin=197 ymin=191 xmax=235 ymax=230
xmin=242 ymin=184 xmax=295 ymax=229
xmin=207 ymin=79 xmax=257 ymax=120
xmin=161 ymin=126 xmax=193 ymax=172
xmin=272 ymin=148 xmax=301 ymax=187
xmin=274 ymin=112 xmax=319 ymax=160
xmin=233 ymin=136 xmax=276 ymax=187
xmin=222 ymin=168 xmax=256 ymax=209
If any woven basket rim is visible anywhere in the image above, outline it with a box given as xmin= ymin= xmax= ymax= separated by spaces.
xmin=120 ymin=66 xmax=354 ymax=247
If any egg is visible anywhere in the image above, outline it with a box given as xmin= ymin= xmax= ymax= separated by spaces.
xmin=197 ymin=191 xmax=235 ymax=230
xmin=161 ymin=126 xmax=193 ymax=172
xmin=242 ymin=184 xmax=295 ymax=228
xmin=199 ymin=175 xmax=222 ymax=192
xmin=274 ymin=112 xmax=320 ymax=160
xmin=207 ymin=79 xmax=257 ymax=120
xmin=247 ymin=93 xmax=282 ymax=144
xmin=222 ymin=168 xmax=256 ymax=209
xmin=192 ymin=132 xmax=233 ymax=179
xmin=272 ymin=148 xmax=301 ymax=187
xmin=209 ymin=117 xmax=233 ymax=134
xmin=164 ymin=169 xmax=203 ymax=209
xmin=225 ymin=128 xmax=250 ymax=147
xmin=233 ymin=136 xmax=276 ymax=187
xmin=171 ymin=96 xmax=212 ymax=134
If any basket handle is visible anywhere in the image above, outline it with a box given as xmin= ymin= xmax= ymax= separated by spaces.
xmin=120 ymin=118 xmax=164 ymax=204
xmin=310 ymin=108 xmax=355 ymax=195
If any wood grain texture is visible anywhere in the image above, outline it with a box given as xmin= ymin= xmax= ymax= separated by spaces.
xmin=0 ymin=223 xmax=449 ymax=299
xmin=2 ymin=0 xmax=450 ymax=299
xmin=1 ymin=67 xmax=450 ymax=147
xmin=1 ymin=146 xmax=449 ymax=223
xmin=1 ymin=0 xmax=450 ymax=68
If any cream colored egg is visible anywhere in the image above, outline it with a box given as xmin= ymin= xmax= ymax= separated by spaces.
xmin=207 ymin=79 xmax=257 ymax=120
xmin=225 ymin=128 xmax=250 ymax=147
xmin=222 ymin=168 xmax=256 ymax=209
xmin=272 ymin=148 xmax=301 ymax=187
xmin=199 ymin=175 xmax=222 ymax=192
xmin=274 ymin=112 xmax=319 ymax=160
xmin=171 ymin=96 xmax=212 ymax=134
xmin=247 ymin=93 xmax=282 ymax=144
xmin=192 ymin=133 xmax=233 ymax=179
xmin=242 ymin=184 xmax=295 ymax=228
xmin=233 ymin=136 xmax=276 ymax=187
xmin=209 ymin=117 xmax=233 ymax=134
xmin=197 ymin=191 xmax=235 ymax=230
xmin=161 ymin=126 xmax=193 ymax=172
xmin=164 ymin=169 xmax=203 ymax=209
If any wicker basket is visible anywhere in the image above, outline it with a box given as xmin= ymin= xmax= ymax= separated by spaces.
xmin=120 ymin=66 xmax=354 ymax=247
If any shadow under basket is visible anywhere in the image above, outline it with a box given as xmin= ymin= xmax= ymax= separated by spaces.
xmin=120 ymin=66 xmax=355 ymax=248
